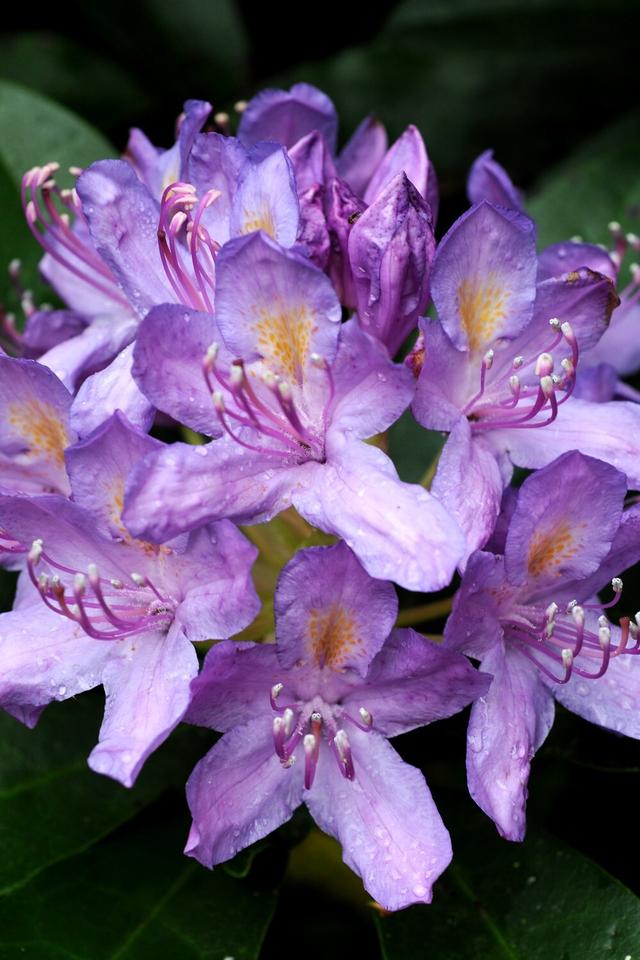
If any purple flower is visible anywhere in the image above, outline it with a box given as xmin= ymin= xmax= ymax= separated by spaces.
xmin=185 ymin=541 xmax=489 ymax=910
xmin=444 ymin=451 xmax=640 ymax=840
xmin=0 ymin=412 xmax=260 ymax=786
xmin=124 ymin=231 xmax=465 ymax=592
xmin=412 ymin=199 xmax=639 ymax=559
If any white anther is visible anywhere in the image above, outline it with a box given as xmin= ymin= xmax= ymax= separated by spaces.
xmin=87 ymin=562 xmax=99 ymax=579
xmin=261 ymin=369 xmax=277 ymax=388
xmin=630 ymin=262 xmax=640 ymax=278
xmin=229 ymin=365 xmax=243 ymax=387
xmin=205 ymin=342 xmax=219 ymax=364
xmin=214 ymin=111 xmax=230 ymax=126
xmin=303 ymin=733 xmax=317 ymax=754
xmin=562 ymin=648 xmax=574 ymax=668
xmin=597 ymin=614 xmax=609 ymax=630
xmin=28 ymin=538 xmax=43 ymax=563
xmin=334 ymin=728 xmax=350 ymax=751
xmin=73 ymin=573 xmax=87 ymax=595
xmin=359 ymin=706 xmax=373 ymax=727
xmin=540 ymin=375 xmax=554 ymax=398
xmin=535 ymin=352 xmax=554 ymax=376
xmin=483 ymin=348 xmax=494 ymax=368
xmin=598 ymin=625 xmax=611 ymax=647
xmin=278 ymin=380 xmax=292 ymax=401
xmin=626 ymin=233 xmax=640 ymax=246
xmin=612 ymin=577 xmax=623 ymax=593
xmin=631 ymin=622 xmax=639 ymax=640
xmin=545 ymin=620 xmax=555 ymax=639
xmin=212 ymin=390 xmax=225 ymax=411
xmin=310 ymin=352 xmax=325 ymax=368
xmin=545 ymin=602 xmax=559 ymax=621
xmin=282 ymin=754 xmax=296 ymax=768
xmin=234 ymin=100 xmax=248 ymax=113
xmin=512 ymin=355 xmax=525 ymax=369
xmin=69 ymin=165 xmax=84 ymax=177
xmin=569 ymin=235 xmax=583 ymax=243
xmin=560 ymin=321 xmax=574 ymax=339
xmin=608 ymin=221 xmax=622 ymax=234
xmin=282 ymin=707 xmax=295 ymax=738
xmin=560 ymin=358 xmax=574 ymax=375
xmin=509 ymin=375 xmax=520 ymax=394
xmin=271 ymin=682 xmax=283 ymax=701
xmin=635 ymin=611 xmax=640 ymax=628
xmin=37 ymin=573 xmax=49 ymax=592
xmin=110 ymin=578 xmax=124 ymax=589
xmin=8 ymin=258 xmax=21 ymax=277
xmin=551 ymin=374 xmax=562 ymax=386
xmin=571 ymin=604 xmax=585 ymax=626
xmin=310 ymin=711 xmax=322 ymax=723
xmin=131 ymin=572 xmax=146 ymax=587
xmin=566 ymin=599 xmax=578 ymax=612
xmin=548 ymin=317 xmax=561 ymax=329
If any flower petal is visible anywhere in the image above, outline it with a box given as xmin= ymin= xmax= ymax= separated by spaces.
xmin=466 ymin=643 xmax=555 ymax=841
xmin=537 ymin=241 xmax=617 ymax=282
xmin=238 ymin=83 xmax=338 ymax=152
xmin=230 ymin=144 xmax=299 ymax=246
xmin=185 ymin=716 xmax=304 ymax=866
xmin=431 ymin=201 xmax=537 ymax=353
xmin=412 ymin=319 xmax=472 ymax=431
xmin=306 ymin=730 xmax=452 ymax=910
xmin=337 ymin=116 xmax=388 ymax=198
xmin=88 ymin=624 xmax=198 ymax=786
xmin=346 ymin=628 xmax=490 ymax=736
xmin=444 ymin=551 xmax=507 ymax=658
xmin=363 ymin=125 xmax=429 ymax=203
xmin=70 ymin=343 xmax=155 ymax=439
xmin=467 ymin=150 xmax=524 ymax=210
xmin=274 ymin=541 xmax=397 ymax=677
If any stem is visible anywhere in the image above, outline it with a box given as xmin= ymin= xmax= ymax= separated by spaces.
xmin=396 ymin=597 xmax=452 ymax=627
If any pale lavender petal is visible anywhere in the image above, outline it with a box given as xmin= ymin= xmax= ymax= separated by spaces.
xmin=230 ymin=144 xmax=299 ymax=246
xmin=345 ymin=628 xmax=490 ymax=736
xmin=537 ymin=241 xmax=617 ymax=282
xmin=466 ymin=643 xmax=555 ymax=841
xmin=337 ymin=116 xmax=388 ymax=198
xmin=504 ymin=451 xmax=625 ymax=592
xmin=22 ymin=309 xmax=88 ymax=356
xmin=430 ymin=201 xmax=537 ymax=353
xmin=238 ymin=83 xmax=338 ymax=152
xmin=582 ymin=297 xmax=640 ymax=376
xmin=173 ymin=522 xmax=260 ymax=641
xmin=573 ymin=363 xmax=619 ymax=402
xmin=132 ymin=303 xmax=223 ymax=435
xmin=38 ymin=314 xmax=137 ymax=391
xmin=364 ymin=125 xmax=429 ymax=204
xmin=77 ymin=160 xmax=175 ymax=315
xmin=444 ymin=551 xmax=507 ymax=658
xmin=349 ymin=172 xmax=435 ymax=355
xmin=215 ymin=232 xmax=341 ymax=381
xmin=412 ymin=319 xmax=471 ymax=431
xmin=185 ymin=716 xmax=304 ymax=866
xmin=496 ymin=398 xmax=640 ymax=489
xmin=467 ymin=150 xmax=524 ymax=211
xmin=0 ymin=355 xmax=72 ymax=496
xmin=289 ymin=130 xmax=335 ymax=193
xmin=186 ymin=640 xmax=281 ymax=732
xmin=431 ymin=418 xmax=504 ymax=562
xmin=532 ymin=268 xmax=618 ymax=352
xmin=306 ymin=731 xmax=451 ymax=910
xmin=292 ymin=433 xmax=465 ymax=592
xmin=187 ymin=132 xmax=247 ymax=245
xmin=123 ymin=438 xmax=300 ymax=541
xmin=65 ymin=410 xmax=162 ymax=536
xmin=274 ymin=541 xmax=397 ymax=677
xmin=70 ymin=344 xmax=155 ymax=439
xmin=329 ymin=319 xmax=415 ymax=438
xmin=88 ymin=624 xmax=198 ymax=786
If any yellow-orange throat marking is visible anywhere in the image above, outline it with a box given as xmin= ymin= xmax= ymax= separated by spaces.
xmin=528 ymin=521 xmax=583 ymax=578
xmin=307 ymin=603 xmax=361 ymax=669
xmin=8 ymin=400 xmax=69 ymax=465
xmin=255 ymin=305 xmax=313 ymax=380
xmin=458 ymin=275 xmax=508 ymax=352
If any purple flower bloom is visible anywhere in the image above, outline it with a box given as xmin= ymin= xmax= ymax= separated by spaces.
xmin=412 ymin=200 xmax=639 ymax=559
xmin=0 ymin=412 xmax=259 ymax=786
xmin=185 ymin=541 xmax=489 ymax=910
xmin=444 ymin=451 xmax=640 ymax=840
xmin=125 ymin=231 xmax=465 ymax=591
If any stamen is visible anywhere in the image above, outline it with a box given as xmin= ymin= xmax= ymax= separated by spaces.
xmin=333 ymin=729 xmax=355 ymax=780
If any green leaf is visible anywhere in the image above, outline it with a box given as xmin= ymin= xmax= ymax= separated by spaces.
xmin=375 ymin=797 xmax=640 ymax=959
xmin=0 ymin=79 xmax=115 ymax=304
xmin=529 ymin=112 xmax=640 ymax=248
xmin=387 ymin=410 xmax=445 ymax=485
xmin=0 ymin=803 xmax=278 ymax=960
xmin=0 ymin=692 xmax=212 ymax=895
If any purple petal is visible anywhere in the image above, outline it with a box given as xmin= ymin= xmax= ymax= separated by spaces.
xmin=573 ymin=362 xmax=619 ymax=402
xmin=467 ymin=150 xmax=524 ymax=211
xmin=126 ymin=100 xmax=211 ymax=198
xmin=238 ymin=83 xmax=338 ymax=153
xmin=291 ymin=433 xmax=465 ymax=592
xmin=431 ymin=201 xmax=537 ymax=353
xmin=123 ymin=438 xmax=299 ymax=541
xmin=537 ymin=241 xmax=617 ymax=282
xmin=496 ymin=397 xmax=640 ymax=489
xmin=215 ymin=232 xmax=341 ymax=381
xmin=345 ymin=628 xmax=490 ymax=736
xmin=349 ymin=173 xmax=435 ymax=355
xmin=172 ymin=522 xmax=260 ymax=641
xmin=323 ymin=176 xmax=365 ymax=308
xmin=88 ymin=624 xmax=198 ymax=787
xmin=329 ymin=319 xmax=415 ymax=438
xmin=466 ymin=643 xmax=555 ymax=840
xmin=187 ymin=132 xmax=247 ymax=244
xmin=289 ymin=130 xmax=336 ymax=193
xmin=364 ymin=125 xmax=429 ymax=204
xmin=296 ymin=184 xmax=331 ymax=268
xmin=0 ymin=585 xmax=110 ymax=728
xmin=38 ymin=314 xmax=137 ymax=391
xmin=305 ymin=730 xmax=451 ymax=910
xmin=0 ymin=355 xmax=72 ymax=496
xmin=274 ymin=541 xmax=397 ymax=677
xmin=132 ymin=303 xmax=223 ymax=435
xmin=337 ymin=116 xmax=388 ymax=198
xmin=22 ymin=309 xmax=88 ymax=356
xmin=412 ymin=319 xmax=471 ymax=431
xmin=70 ymin=344 xmax=155 ymax=439
xmin=444 ymin=550 xmax=507 ymax=658
xmin=65 ymin=410 xmax=162 ymax=537
xmin=230 ymin=144 xmax=299 ymax=246
xmin=431 ymin=417 xmax=504 ymax=562
xmin=186 ymin=640 xmax=281 ymax=732
xmin=185 ymin=716 xmax=304 ymax=866
xmin=77 ymin=160 xmax=175 ymax=316
xmin=582 ymin=295 xmax=640 ymax=377
xmin=532 ymin=268 xmax=618 ymax=352
xmin=504 ymin=451 xmax=625 ymax=592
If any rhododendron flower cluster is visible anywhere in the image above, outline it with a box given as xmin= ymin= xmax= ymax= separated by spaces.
xmin=1 ymin=82 xmax=640 ymax=912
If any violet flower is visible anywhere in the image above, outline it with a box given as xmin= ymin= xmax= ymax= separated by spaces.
xmin=0 ymin=412 xmax=259 ymax=786
xmin=412 ymin=199 xmax=640 ymax=559
xmin=444 ymin=451 xmax=640 ymax=840
xmin=124 ymin=231 xmax=465 ymax=592
xmin=185 ymin=541 xmax=489 ymax=910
